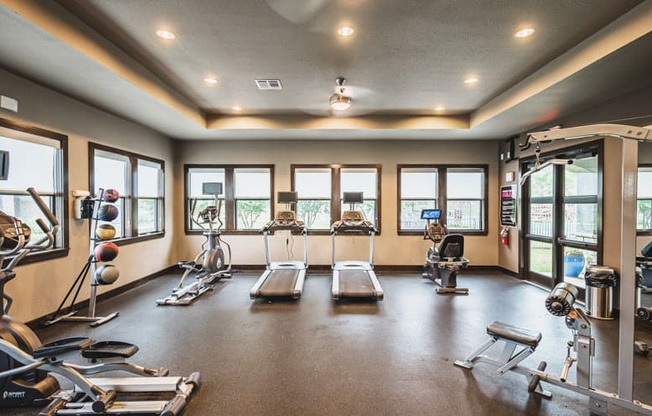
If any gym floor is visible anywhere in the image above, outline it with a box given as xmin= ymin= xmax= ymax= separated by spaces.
xmin=10 ymin=270 xmax=652 ymax=415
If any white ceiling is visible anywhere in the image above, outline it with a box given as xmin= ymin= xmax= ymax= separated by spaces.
xmin=0 ymin=0 xmax=651 ymax=140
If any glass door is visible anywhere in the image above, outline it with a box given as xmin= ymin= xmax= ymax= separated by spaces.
xmin=523 ymin=150 xmax=601 ymax=294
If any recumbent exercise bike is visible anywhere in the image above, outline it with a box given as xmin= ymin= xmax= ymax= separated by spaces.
xmin=0 ymin=188 xmax=200 ymax=414
xmin=158 ymin=182 xmax=231 ymax=306
xmin=421 ymin=209 xmax=469 ymax=294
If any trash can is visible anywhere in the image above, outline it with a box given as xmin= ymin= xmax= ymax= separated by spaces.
xmin=584 ymin=265 xmax=617 ymax=320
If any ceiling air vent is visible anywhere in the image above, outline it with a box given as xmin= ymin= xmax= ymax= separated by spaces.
xmin=255 ymin=79 xmax=282 ymax=90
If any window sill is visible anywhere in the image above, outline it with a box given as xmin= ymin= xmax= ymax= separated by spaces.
xmin=2 ymin=247 xmax=70 ymax=267
xmin=637 ymin=230 xmax=652 ymax=236
xmin=111 ymin=232 xmax=165 ymax=246
xmin=399 ymin=230 xmax=487 ymax=236
xmin=184 ymin=229 xmax=383 ymax=236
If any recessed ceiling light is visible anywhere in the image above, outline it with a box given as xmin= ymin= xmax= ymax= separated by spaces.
xmin=515 ymin=27 xmax=535 ymax=38
xmin=204 ymin=77 xmax=218 ymax=85
xmin=434 ymin=106 xmax=445 ymax=112
xmin=337 ymin=26 xmax=355 ymax=37
xmin=231 ymin=106 xmax=242 ymax=112
xmin=464 ymin=76 xmax=479 ymax=85
xmin=156 ymin=29 xmax=176 ymax=40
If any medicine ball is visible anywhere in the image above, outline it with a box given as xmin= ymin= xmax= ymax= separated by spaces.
xmin=94 ymin=242 xmax=119 ymax=262
xmin=93 ymin=264 xmax=119 ymax=285
xmin=103 ymin=189 xmax=120 ymax=203
xmin=95 ymin=223 xmax=116 ymax=240
xmin=97 ymin=204 xmax=119 ymax=222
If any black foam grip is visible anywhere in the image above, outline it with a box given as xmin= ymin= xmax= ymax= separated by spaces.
xmin=35 ymin=218 xmax=49 ymax=233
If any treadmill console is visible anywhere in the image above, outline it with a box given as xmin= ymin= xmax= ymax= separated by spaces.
xmin=275 ymin=210 xmax=296 ymax=224
xmin=263 ymin=210 xmax=306 ymax=233
xmin=342 ymin=210 xmax=364 ymax=224
xmin=332 ymin=210 xmax=375 ymax=233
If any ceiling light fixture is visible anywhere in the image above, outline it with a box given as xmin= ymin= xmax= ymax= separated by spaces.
xmin=515 ymin=27 xmax=535 ymax=38
xmin=156 ymin=29 xmax=176 ymax=40
xmin=337 ymin=26 xmax=355 ymax=37
xmin=464 ymin=76 xmax=479 ymax=85
xmin=434 ymin=106 xmax=446 ymax=112
xmin=231 ymin=106 xmax=242 ymax=112
xmin=330 ymin=77 xmax=352 ymax=111
xmin=204 ymin=77 xmax=218 ymax=85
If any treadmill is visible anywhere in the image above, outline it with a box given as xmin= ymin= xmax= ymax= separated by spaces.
xmin=330 ymin=192 xmax=384 ymax=301
xmin=250 ymin=191 xmax=308 ymax=300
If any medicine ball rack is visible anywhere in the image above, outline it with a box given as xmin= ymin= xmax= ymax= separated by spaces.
xmin=44 ymin=188 xmax=120 ymax=327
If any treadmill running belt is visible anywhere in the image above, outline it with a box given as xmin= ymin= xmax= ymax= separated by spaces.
xmin=339 ymin=270 xmax=375 ymax=297
xmin=258 ymin=269 xmax=300 ymax=297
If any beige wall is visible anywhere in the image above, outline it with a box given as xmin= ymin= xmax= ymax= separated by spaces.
xmin=174 ymin=139 xmax=500 ymax=267
xmin=497 ymin=83 xmax=652 ymax=275
xmin=0 ymin=69 xmax=178 ymax=322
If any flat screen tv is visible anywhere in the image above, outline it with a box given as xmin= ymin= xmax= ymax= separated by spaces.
xmin=342 ymin=192 xmax=364 ymax=205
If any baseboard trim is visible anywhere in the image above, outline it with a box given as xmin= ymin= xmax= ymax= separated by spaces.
xmin=232 ymin=264 xmax=512 ymax=273
xmin=27 ymin=264 xmax=178 ymax=329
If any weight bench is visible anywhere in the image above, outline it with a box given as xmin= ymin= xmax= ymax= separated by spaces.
xmin=454 ymin=321 xmax=552 ymax=398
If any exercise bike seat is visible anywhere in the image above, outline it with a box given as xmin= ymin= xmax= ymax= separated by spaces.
xmin=33 ymin=337 xmax=93 ymax=359
xmin=81 ymin=341 xmax=139 ymax=359
xmin=486 ymin=321 xmax=542 ymax=348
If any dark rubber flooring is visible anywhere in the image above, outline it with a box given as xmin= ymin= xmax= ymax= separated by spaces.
xmin=6 ymin=271 xmax=652 ymax=415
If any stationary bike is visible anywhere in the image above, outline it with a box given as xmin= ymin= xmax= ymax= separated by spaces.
xmin=158 ymin=182 xmax=232 ymax=306
xmin=421 ymin=209 xmax=469 ymax=294
xmin=0 ymin=188 xmax=200 ymax=414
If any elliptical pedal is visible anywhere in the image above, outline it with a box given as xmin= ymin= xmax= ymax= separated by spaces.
xmin=81 ymin=341 xmax=139 ymax=360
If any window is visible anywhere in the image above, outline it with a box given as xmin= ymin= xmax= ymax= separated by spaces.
xmin=291 ymin=165 xmax=381 ymax=232
xmin=399 ymin=168 xmax=438 ymax=231
xmin=638 ymin=166 xmax=652 ymax=232
xmin=90 ymin=143 xmax=165 ymax=242
xmin=446 ymin=168 xmax=485 ymax=232
xmin=398 ymin=165 xmax=487 ymax=234
xmin=185 ymin=165 xmax=273 ymax=233
xmin=0 ymin=117 xmax=68 ymax=262
xmin=293 ymin=168 xmax=331 ymax=230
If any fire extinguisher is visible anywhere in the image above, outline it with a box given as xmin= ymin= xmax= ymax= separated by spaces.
xmin=500 ymin=227 xmax=509 ymax=246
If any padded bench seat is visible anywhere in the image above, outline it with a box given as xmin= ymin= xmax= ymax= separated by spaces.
xmin=486 ymin=321 xmax=542 ymax=348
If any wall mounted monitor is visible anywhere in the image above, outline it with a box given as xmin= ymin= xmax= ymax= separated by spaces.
xmin=0 ymin=150 xmax=8 ymax=180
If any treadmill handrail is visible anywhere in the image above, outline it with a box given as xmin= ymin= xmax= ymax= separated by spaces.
xmin=263 ymin=222 xmax=308 ymax=268
xmin=262 ymin=220 xmax=308 ymax=235
xmin=330 ymin=220 xmax=377 ymax=235
xmin=331 ymin=222 xmax=376 ymax=268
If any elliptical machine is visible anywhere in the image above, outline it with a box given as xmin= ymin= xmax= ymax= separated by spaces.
xmin=0 ymin=188 xmax=200 ymax=414
xmin=421 ymin=209 xmax=469 ymax=294
xmin=158 ymin=182 xmax=231 ymax=306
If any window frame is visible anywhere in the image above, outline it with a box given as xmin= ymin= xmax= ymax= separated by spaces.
xmin=637 ymin=163 xmax=652 ymax=235
xmin=89 ymin=143 xmax=165 ymax=245
xmin=397 ymin=164 xmax=488 ymax=236
xmin=0 ymin=117 xmax=69 ymax=264
xmin=184 ymin=164 xmax=274 ymax=235
xmin=291 ymin=164 xmax=382 ymax=235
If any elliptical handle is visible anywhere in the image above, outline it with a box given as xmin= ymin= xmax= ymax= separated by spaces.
xmin=35 ymin=218 xmax=49 ymax=234
xmin=27 ymin=187 xmax=58 ymax=227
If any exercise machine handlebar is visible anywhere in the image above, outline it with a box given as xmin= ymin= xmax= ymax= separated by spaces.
xmin=27 ymin=187 xmax=58 ymax=228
